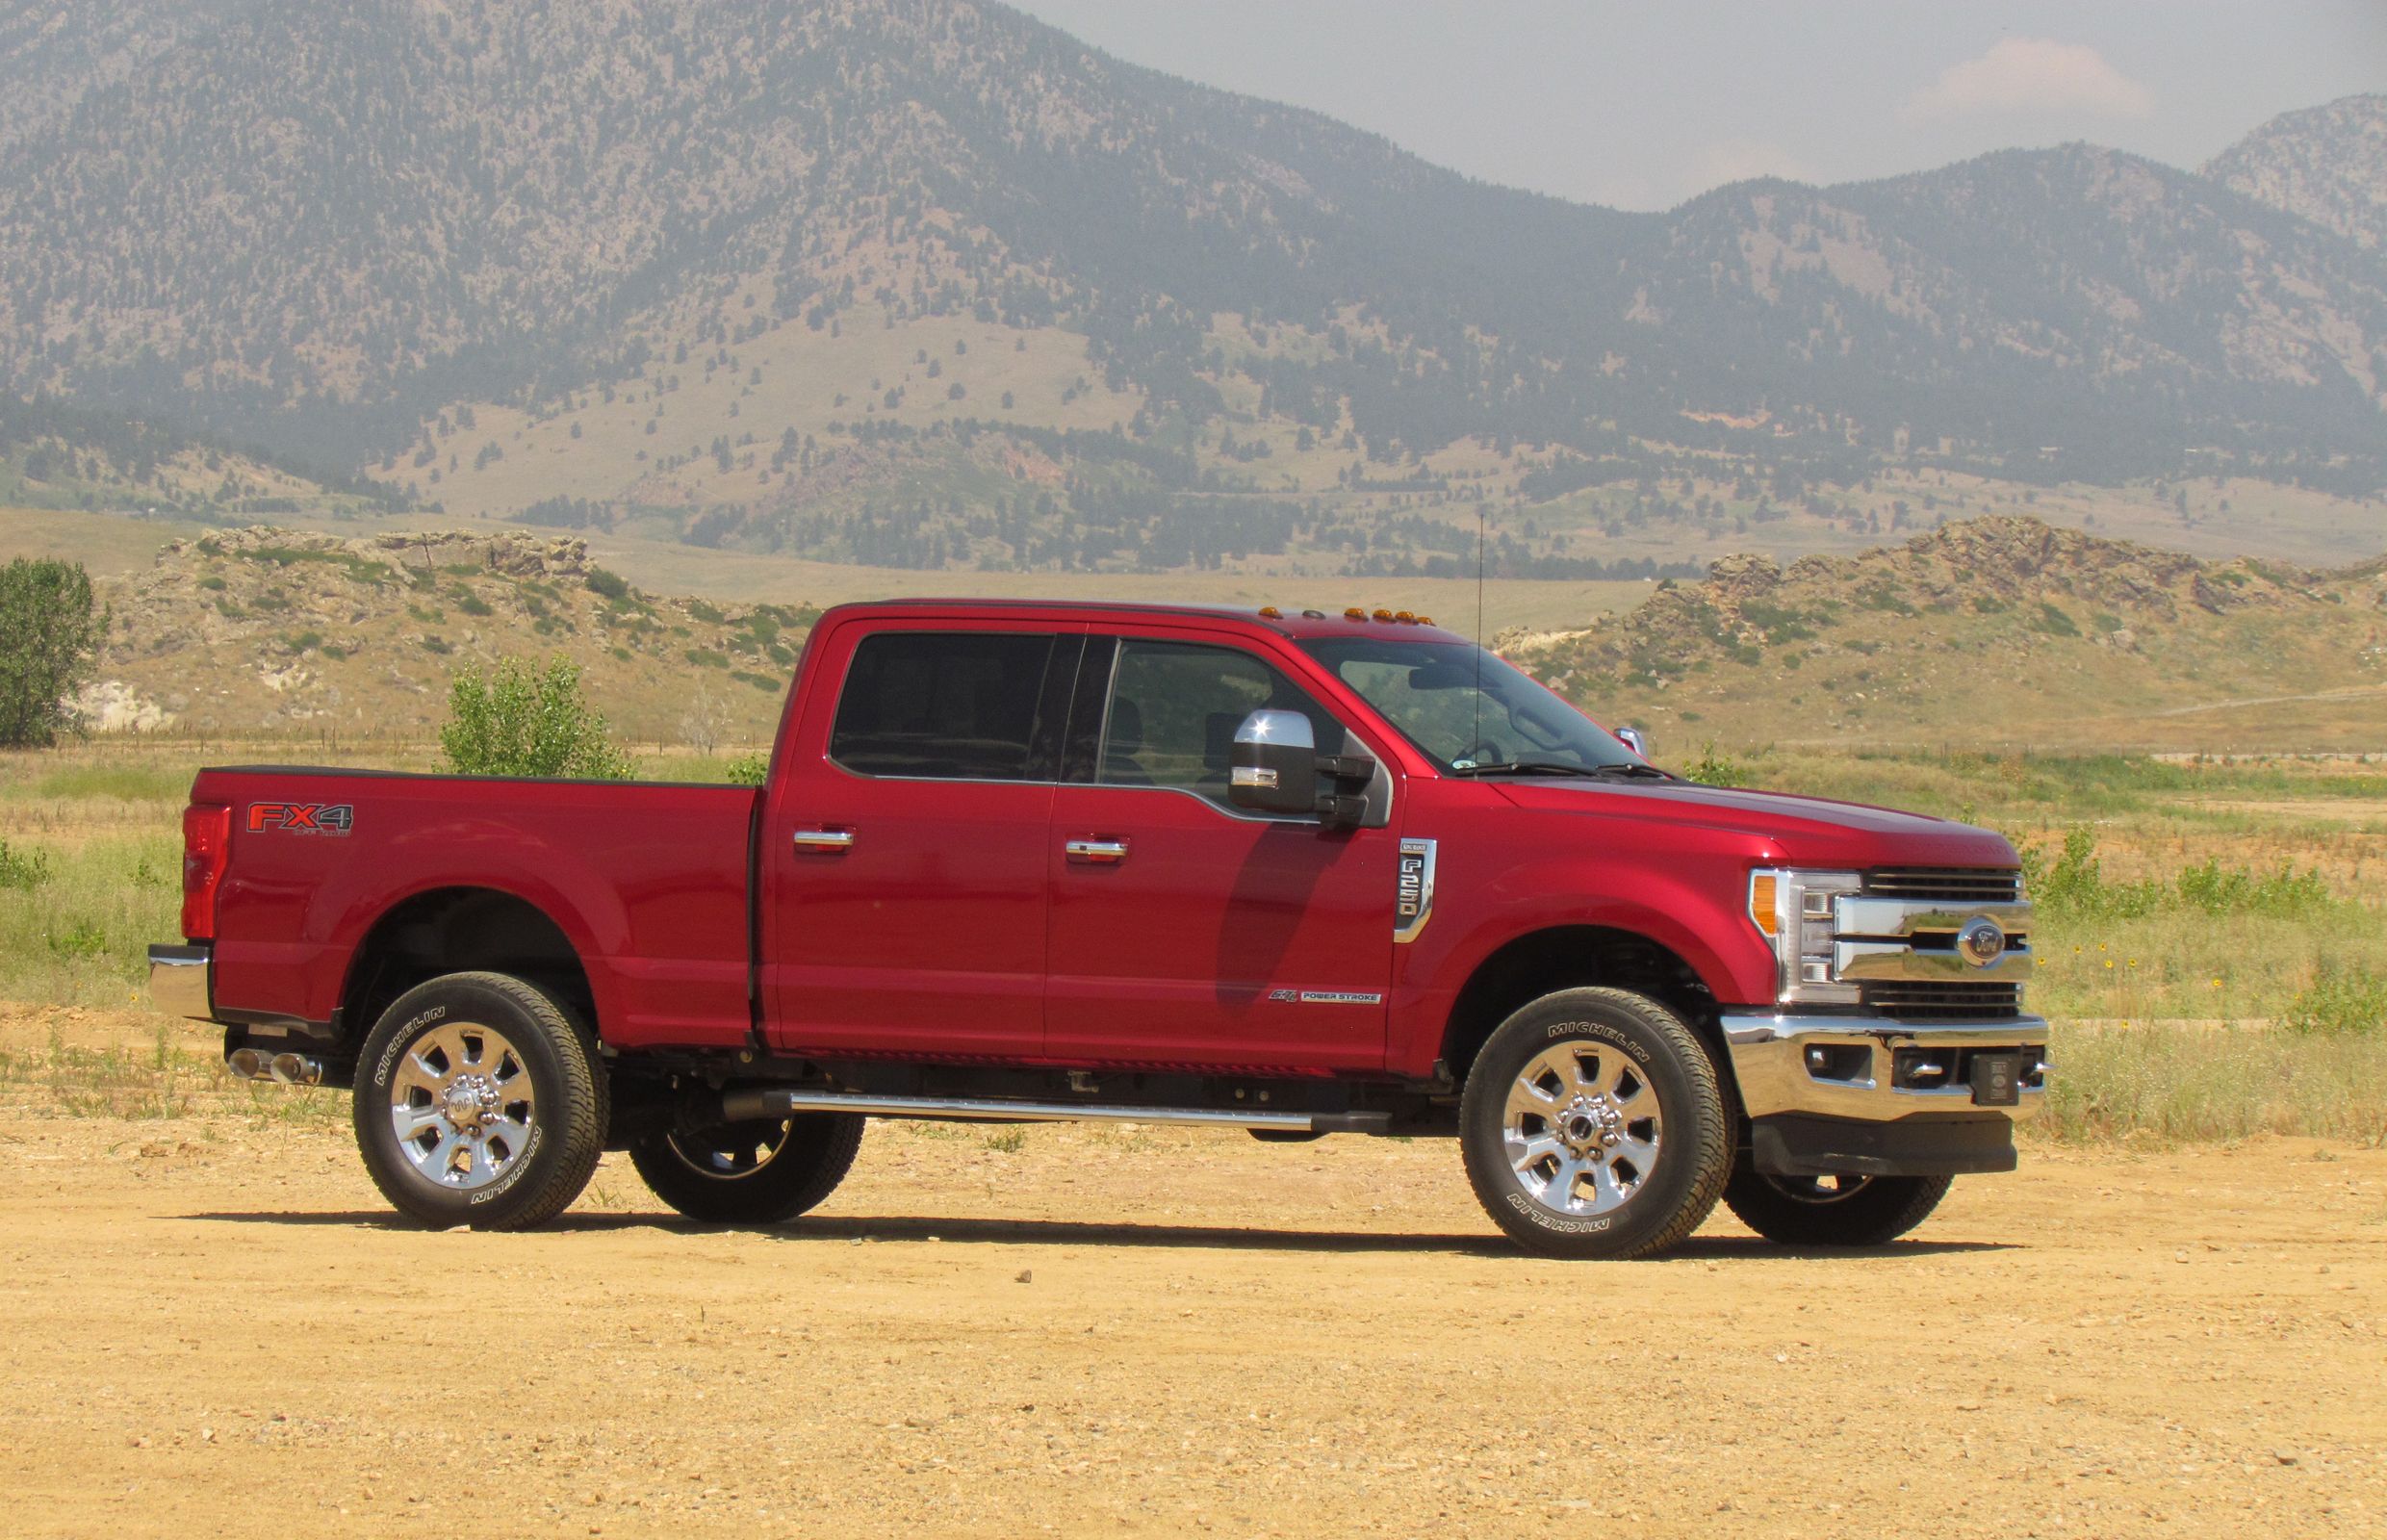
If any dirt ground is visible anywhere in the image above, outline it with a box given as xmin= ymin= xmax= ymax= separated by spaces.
xmin=1 ymin=1008 xmax=2382 ymax=1538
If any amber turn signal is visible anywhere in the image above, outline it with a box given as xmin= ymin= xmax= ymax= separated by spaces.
xmin=1749 ymin=873 xmax=1781 ymax=937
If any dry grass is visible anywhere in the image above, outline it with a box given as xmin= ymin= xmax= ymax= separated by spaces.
xmin=0 ymin=1019 xmax=344 ymax=1126
xmin=4 ymin=736 xmax=2382 ymax=1141
xmin=2035 ymin=1023 xmax=2387 ymax=1145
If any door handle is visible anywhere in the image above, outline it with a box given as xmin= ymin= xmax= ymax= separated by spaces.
xmin=1064 ymin=837 xmax=1130 ymax=864
xmin=792 ymin=828 xmax=856 ymax=854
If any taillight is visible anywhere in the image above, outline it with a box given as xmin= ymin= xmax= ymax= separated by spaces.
xmin=182 ymin=803 xmax=232 ymax=940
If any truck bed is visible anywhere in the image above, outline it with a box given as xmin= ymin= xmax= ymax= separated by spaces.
xmin=196 ymin=766 xmax=758 ymax=1049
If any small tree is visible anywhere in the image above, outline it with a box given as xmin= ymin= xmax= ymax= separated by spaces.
xmin=440 ymin=655 xmax=632 ymax=780
xmin=678 ymin=683 xmax=728 ymax=757
xmin=0 ymin=558 xmax=103 ymax=748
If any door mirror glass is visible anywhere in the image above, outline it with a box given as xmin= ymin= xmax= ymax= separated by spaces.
xmin=1615 ymin=726 xmax=1651 ymax=761
xmin=1229 ymin=708 xmax=1319 ymax=816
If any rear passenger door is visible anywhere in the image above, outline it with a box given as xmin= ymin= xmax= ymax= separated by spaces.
xmin=761 ymin=621 xmax=1080 ymax=1059
xmin=1043 ymin=629 xmax=1399 ymax=1071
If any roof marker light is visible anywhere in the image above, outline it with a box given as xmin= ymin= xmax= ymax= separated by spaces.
xmin=1344 ymin=607 xmax=1368 ymax=621
xmin=1258 ymin=605 xmax=1281 ymax=619
xmin=1373 ymin=608 xmax=1395 ymax=622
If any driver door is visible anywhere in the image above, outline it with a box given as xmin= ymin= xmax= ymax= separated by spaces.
xmin=1043 ymin=629 xmax=1401 ymax=1071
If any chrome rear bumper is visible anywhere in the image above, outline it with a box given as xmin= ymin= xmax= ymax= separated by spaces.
xmin=1722 ymin=1013 xmax=2048 ymax=1122
xmin=148 ymin=943 xmax=213 ymax=1021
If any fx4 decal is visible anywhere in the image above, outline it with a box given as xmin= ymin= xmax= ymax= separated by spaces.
xmin=248 ymin=802 xmax=354 ymax=835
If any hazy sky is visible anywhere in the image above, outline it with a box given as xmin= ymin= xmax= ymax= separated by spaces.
xmin=1009 ymin=1 xmax=2387 ymax=210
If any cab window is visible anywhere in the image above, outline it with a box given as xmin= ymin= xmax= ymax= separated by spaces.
xmin=1096 ymin=639 xmax=1340 ymax=805
xmin=829 ymin=630 xmax=1061 ymax=781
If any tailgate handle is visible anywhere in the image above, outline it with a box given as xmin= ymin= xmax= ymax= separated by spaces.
xmin=1064 ymin=837 xmax=1129 ymax=864
xmin=792 ymin=828 xmax=856 ymax=854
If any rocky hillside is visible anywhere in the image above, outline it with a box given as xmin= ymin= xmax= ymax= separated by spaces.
xmin=1516 ymin=517 xmax=2387 ymax=752
xmin=86 ymin=526 xmax=809 ymax=743
xmin=75 ymin=514 xmax=2387 ymax=756
xmin=2206 ymin=93 xmax=2387 ymax=252
xmin=0 ymin=0 xmax=2380 ymax=529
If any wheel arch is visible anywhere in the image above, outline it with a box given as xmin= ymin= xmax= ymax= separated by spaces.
xmin=1438 ymin=924 xmax=1726 ymax=1091
xmin=338 ymin=886 xmax=600 ymax=1044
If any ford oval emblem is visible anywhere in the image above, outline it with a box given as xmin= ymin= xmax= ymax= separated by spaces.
xmin=1956 ymin=916 xmax=2008 ymax=967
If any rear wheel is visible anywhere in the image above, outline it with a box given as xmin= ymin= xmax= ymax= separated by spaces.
xmin=353 ymin=972 xmax=606 ymax=1231
xmin=1459 ymin=988 xmax=1730 ymax=1260
xmin=629 ymin=1113 xmax=863 ymax=1224
xmin=1722 ymin=1168 xmax=1953 ymax=1246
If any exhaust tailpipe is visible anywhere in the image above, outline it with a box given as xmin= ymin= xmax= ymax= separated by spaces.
xmin=226 ymin=1047 xmax=324 ymax=1086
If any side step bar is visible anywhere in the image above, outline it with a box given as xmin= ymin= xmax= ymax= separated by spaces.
xmin=720 ymin=1087 xmax=1391 ymax=1136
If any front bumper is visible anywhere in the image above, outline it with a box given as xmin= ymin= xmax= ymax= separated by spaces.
xmin=148 ymin=943 xmax=213 ymax=1021
xmin=1724 ymin=1013 xmax=2048 ymax=1179
xmin=1721 ymin=1013 xmax=2048 ymax=1122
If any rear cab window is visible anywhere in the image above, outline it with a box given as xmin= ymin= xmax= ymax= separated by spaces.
xmin=828 ymin=629 xmax=1073 ymax=781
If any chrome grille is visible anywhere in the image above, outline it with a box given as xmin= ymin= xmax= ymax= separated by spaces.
xmin=1865 ymin=867 xmax=2023 ymax=904
xmin=1860 ymin=981 xmax=2023 ymax=1021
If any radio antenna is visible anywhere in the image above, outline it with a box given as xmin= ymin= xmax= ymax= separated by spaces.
xmin=1472 ymin=499 xmax=1486 ymax=760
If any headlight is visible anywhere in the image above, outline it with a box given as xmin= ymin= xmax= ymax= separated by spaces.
xmin=1749 ymin=868 xmax=1862 ymax=1005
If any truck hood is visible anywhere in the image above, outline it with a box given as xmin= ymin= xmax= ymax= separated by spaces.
xmin=1491 ymin=778 xmax=2018 ymax=869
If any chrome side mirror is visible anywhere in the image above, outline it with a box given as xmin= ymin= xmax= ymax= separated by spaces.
xmin=1228 ymin=709 xmax=1319 ymax=816
xmin=1615 ymin=726 xmax=1650 ymax=760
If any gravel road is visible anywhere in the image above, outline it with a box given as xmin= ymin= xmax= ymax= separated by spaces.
xmin=1 ymin=1008 xmax=2381 ymax=1538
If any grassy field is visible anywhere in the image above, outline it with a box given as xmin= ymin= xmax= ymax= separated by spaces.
xmin=2 ymin=737 xmax=2380 ymax=1143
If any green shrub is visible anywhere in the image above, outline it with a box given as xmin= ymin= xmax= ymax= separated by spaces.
xmin=1681 ymin=739 xmax=1751 ymax=788
xmin=451 ymin=590 xmax=494 ymax=617
xmin=440 ymin=655 xmax=632 ymax=780
xmin=2284 ymin=965 xmax=2387 ymax=1037
xmin=724 ymin=754 xmax=769 ymax=786
xmin=585 ymin=567 xmax=629 ymax=601
xmin=0 ymin=838 xmax=51 ymax=889
xmin=2020 ymin=827 xmax=2338 ymax=922
xmin=2032 ymin=602 xmax=2081 ymax=638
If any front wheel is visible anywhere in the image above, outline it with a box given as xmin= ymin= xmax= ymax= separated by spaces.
xmin=353 ymin=971 xmax=607 ymax=1230
xmin=629 ymin=1113 xmax=863 ymax=1224
xmin=1722 ymin=1168 xmax=1953 ymax=1246
xmin=1459 ymin=988 xmax=1730 ymax=1260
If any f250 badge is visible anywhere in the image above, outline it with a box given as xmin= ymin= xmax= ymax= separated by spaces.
xmin=248 ymin=802 xmax=354 ymax=835
xmin=1394 ymin=837 xmax=1436 ymax=943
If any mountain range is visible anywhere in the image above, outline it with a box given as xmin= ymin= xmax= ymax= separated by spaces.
xmin=0 ymin=2 xmax=2382 ymax=573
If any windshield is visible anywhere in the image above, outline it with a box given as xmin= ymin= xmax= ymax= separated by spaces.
xmin=1300 ymin=636 xmax=1641 ymax=774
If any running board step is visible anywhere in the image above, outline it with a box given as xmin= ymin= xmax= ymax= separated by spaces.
xmin=719 ymin=1087 xmax=1391 ymax=1136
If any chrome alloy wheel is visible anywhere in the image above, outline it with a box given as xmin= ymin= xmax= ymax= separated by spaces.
xmin=663 ymin=1119 xmax=794 ymax=1181
xmin=1502 ymin=1042 xmax=1663 ymax=1219
xmin=387 ymin=1021 xmax=537 ymax=1191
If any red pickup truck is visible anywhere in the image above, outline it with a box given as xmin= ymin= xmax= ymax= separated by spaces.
xmin=151 ymin=599 xmax=2043 ymax=1258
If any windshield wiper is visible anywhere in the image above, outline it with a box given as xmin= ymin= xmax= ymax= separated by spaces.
xmin=1447 ymin=759 xmax=1670 ymax=781
xmin=1590 ymin=761 xmax=1674 ymax=780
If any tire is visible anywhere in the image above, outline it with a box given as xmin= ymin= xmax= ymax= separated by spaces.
xmin=1459 ymin=988 xmax=1730 ymax=1260
xmin=353 ymin=971 xmax=607 ymax=1231
xmin=1722 ymin=1168 xmax=1954 ymax=1247
xmin=629 ymin=1113 xmax=864 ymax=1224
